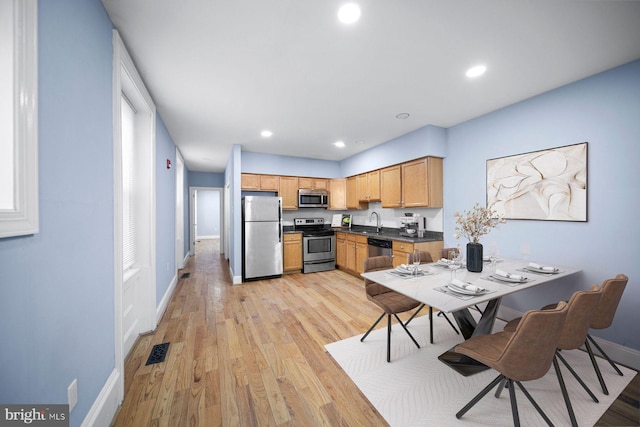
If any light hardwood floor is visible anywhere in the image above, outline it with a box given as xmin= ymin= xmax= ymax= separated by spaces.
xmin=112 ymin=239 xmax=639 ymax=426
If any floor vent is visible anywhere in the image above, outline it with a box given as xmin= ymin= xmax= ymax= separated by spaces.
xmin=146 ymin=342 xmax=170 ymax=365
xmin=180 ymin=272 xmax=191 ymax=279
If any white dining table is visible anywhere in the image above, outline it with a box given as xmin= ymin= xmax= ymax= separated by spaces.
xmin=360 ymin=258 xmax=581 ymax=375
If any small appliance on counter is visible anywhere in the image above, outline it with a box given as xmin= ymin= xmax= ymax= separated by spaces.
xmin=399 ymin=213 xmax=426 ymax=238
xmin=294 ymin=218 xmax=336 ymax=273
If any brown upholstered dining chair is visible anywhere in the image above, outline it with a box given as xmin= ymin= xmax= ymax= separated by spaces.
xmin=585 ymin=274 xmax=628 ymax=395
xmin=405 ymin=250 xmax=460 ymax=342
xmin=501 ymin=284 xmax=602 ymax=427
xmin=455 ymin=302 xmax=569 ymax=427
xmin=360 ymin=256 xmax=421 ymax=362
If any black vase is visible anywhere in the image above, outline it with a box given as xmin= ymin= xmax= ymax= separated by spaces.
xmin=466 ymin=243 xmax=483 ymax=272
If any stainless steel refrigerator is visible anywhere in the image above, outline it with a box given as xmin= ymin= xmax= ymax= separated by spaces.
xmin=242 ymin=196 xmax=283 ymax=281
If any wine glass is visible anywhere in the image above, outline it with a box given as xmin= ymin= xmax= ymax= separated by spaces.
xmin=412 ymin=249 xmax=421 ymax=275
xmin=448 ymin=250 xmax=460 ymax=280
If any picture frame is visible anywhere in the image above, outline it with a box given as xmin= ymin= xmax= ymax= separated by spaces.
xmin=486 ymin=142 xmax=587 ymax=221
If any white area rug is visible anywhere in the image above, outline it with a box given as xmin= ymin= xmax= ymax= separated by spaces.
xmin=325 ymin=314 xmax=635 ymax=427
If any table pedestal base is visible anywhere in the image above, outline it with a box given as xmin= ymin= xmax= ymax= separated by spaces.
xmin=438 ymin=298 xmax=501 ymax=376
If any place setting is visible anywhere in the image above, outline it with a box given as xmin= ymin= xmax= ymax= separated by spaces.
xmin=483 ymin=268 xmax=533 ymax=286
xmin=435 ymin=278 xmax=494 ymax=300
xmin=387 ymin=264 xmax=436 ymax=279
xmin=519 ymin=261 xmax=563 ymax=275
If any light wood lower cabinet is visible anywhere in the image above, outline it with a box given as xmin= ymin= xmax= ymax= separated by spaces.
xmin=392 ymin=240 xmax=444 ymax=268
xmin=337 ymin=232 xmax=368 ymax=274
xmin=283 ymin=233 xmax=303 ymax=273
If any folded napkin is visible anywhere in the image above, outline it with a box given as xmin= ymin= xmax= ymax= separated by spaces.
xmin=396 ymin=264 xmax=419 ymax=274
xmin=528 ymin=262 xmax=558 ymax=272
xmin=495 ymin=269 xmax=523 ymax=280
xmin=450 ymin=279 xmax=485 ymax=293
xmin=438 ymin=258 xmax=453 ymax=264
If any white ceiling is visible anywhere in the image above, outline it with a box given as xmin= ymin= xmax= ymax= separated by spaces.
xmin=101 ymin=0 xmax=640 ymax=173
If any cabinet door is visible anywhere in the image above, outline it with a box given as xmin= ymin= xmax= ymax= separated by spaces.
xmin=260 ymin=175 xmax=279 ymax=191
xmin=314 ymin=178 xmax=328 ymax=190
xmin=298 ymin=177 xmax=313 ymax=189
xmin=381 ymin=165 xmax=402 ymax=208
xmin=241 ymin=173 xmax=260 ymax=190
xmin=402 ymin=159 xmax=429 ymax=207
xmin=426 ymin=157 xmax=443 ymax=208
xmin=355 ymin=236 xmax=368 ymax=274
xmin=336 ymin=232 xmax=346 ymax=267
xmin=279 ymin=176 xmax=299 ymax=210
xmin=328 ymin=179 xmax=347 ymax=210
xmin=283 ymin=233 xmax=302 ymax=272
xmin=367 ymin=170 xmax=381 ymax=201
xmin=346 ymin=176 xmax=361 ymax=209
xmin=345 ymin=234 xmax=357 ymax=271
xmin=357 ymin=174 xmax=368 ymax=201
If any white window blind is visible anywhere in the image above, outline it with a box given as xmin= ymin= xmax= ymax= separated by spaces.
xmin=121 ymin=96 xmax=137 ymax=271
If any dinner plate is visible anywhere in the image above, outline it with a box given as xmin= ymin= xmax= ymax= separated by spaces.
xmin=490 ymin=274 xmax=527 ymax=283
xmin=524 ymin=266 xmax=560 ymax=274
xmin=446 ymin=283 xmax=487 ymax=295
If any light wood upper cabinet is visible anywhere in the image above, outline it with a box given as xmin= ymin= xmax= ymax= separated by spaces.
xmin=328 ymin=178 xmax=347 ymax=210
xmin=298 ymin=177 xmax=328 ymax=190
xmin=357 ymin=170 xmax=381 ymax=202
xmin=381 ymin=165 xmax=403 ymax=208
xmin=278 ymin=176 xmax=299 ymax=210
xmin=381 ymin=157 xmax=443 ymax=208
xmin=241 ymin=173 xmax=279 ymax=191
xmin=402 ymin=157 xmax=443 ymax=208
xmin=346 ymin=176 xmax=366 ymax=210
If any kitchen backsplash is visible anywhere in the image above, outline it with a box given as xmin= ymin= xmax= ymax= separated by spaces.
xmin=282 ymin=202 xmax=443 ymax=232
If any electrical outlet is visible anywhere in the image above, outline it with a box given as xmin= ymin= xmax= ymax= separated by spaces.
xmin=68 ymin=379 xmax=78 ymax=411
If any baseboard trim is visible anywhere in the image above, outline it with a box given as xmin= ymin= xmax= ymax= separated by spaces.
xmin=81 ymin=368 xmax=120 ymax=427
xmin=498 ymin=306 xmax=640 ymax=371
xmin=229 ymin=265 xmax=242 ymax=285
xmin=157 ymin=273 xmax=178 ymax=324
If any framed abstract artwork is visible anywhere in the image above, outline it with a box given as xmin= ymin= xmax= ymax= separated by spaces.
xmin=486 ymin=142 xmax=587 ymax=221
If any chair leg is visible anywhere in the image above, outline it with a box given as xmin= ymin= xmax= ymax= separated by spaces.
xmin=360 ymin=313 xmax=385 ymax=342
xmin=553 ymin=354 xmax=578 ymax=427
xmin=405 ymin=303 xmax=425 ymax=326
xmin=494 ymin=378 xmax=507 ymax=398
xmin=514 ymin=381 xmax=554 ymax=427
xmin=393 ymin=313 xmax=421 ymax=350
xmin=587 ymin=334 xmax=624 ymax=376
xmin=507 ymin=379 xmax=521 ymax=427
xmin=437 ymin=311 xmax=460 ymax=335
xmin=429 ymin=306 xmax=434 ymax=344
xmin=387 ymin=314 xmax=392 ymax=363
xmin=456 ymin=374 xmax=505 ymax=419
xmin=556 ymin=351 xmax=599 ymax=403
xmin=585 ymin=338 xmax=610 ymax=395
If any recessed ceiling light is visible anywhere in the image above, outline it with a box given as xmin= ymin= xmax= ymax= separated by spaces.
xmin=466 ymin=64 xmax=487 ymax=78
xmin=355 ymin=140 xmax=365 ymax=144
xmin=334 ymin=140 xmax=346 ymax=148
xmin=338 ymin=3 xmax=361 ymax=24
xmin=261 ymin=130 xmax=273 ymax=138
xmin=396 ymin=113 xmax=410 ymax=119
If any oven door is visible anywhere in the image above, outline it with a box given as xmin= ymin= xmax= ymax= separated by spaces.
xmin=303 ymin=235 xmax=335 ymax=262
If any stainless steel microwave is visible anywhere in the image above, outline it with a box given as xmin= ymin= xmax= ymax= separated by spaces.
xmin=298 ymin=189 xmax=328 ymax=208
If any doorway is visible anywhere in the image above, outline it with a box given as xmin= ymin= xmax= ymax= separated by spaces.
xmin=190 ymin=187 xmax=223 ymax=256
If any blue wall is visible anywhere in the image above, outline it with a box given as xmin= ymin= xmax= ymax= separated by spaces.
xmin=0 ymin=1 xmax=181 ymax=425
xmin=0 ymin=0 xmax=115 ymax=425
xmin=156 ymin=115 xmax=177 ymax=305
xmin=444 ymin=59 xmax=640 ymax=350
xmin=188 ymin=170 xmax=225 ymax=187
xmin=196 ymin=190 xmax=220 ymax=237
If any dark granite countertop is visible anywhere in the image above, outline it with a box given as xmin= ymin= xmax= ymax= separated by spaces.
xmin=283 ymin=225 xmax=442 ymax=242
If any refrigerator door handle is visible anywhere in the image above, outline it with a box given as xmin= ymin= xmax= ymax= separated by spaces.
xmin=278 ymin=199 xmax=282 ymax=242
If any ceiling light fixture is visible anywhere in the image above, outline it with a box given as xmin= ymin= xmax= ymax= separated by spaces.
xmin=334 ymin=141 xmax=346 ymax=148
xmin=338 ymin=3 xmax=361 ymax=24
xmin=260 ymin=130 xmax=273 ymax=138
xmin=466 ymin=64 xmax=487 ymax=78
xmin=396 ymin=113 xmax=410 ymax=119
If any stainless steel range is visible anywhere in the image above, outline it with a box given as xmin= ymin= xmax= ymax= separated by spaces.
xmin=294 ymin=218 xmax=336 ymax=273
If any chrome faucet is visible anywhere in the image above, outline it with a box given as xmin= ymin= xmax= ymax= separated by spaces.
xmin=370 ymin=211 xmax=381 ymax=233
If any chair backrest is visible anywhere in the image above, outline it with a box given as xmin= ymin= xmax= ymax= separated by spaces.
xmin=441 ymin=247 xmax=459 ymax=259
xmin=558 ymin=284 xmax=602 ymax=350
xmin=363 ymin=256 xmax=393 ymax=297
xmin=407 ymin=250 xmax=433 ymax=264
xmin=590 ymin=274 xmax=628 ymax=330
xmin=496 ymin=301 xmax=568 ymax=381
